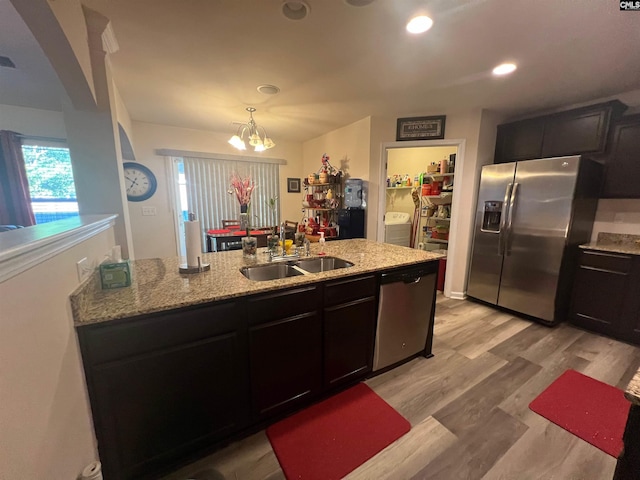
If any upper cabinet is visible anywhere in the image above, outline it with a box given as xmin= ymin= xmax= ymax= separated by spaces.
xmin=494 ymin=100 xmax=627 ymax=164
xmin=601 ymin=114 xmax=640 ymax=198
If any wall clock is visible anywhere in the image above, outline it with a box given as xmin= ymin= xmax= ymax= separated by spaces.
xmin=123 ymin=162 xmax=157 ymax=202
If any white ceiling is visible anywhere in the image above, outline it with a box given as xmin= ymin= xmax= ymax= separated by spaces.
xmin=3 ymin=0 xmax=640 ymax=143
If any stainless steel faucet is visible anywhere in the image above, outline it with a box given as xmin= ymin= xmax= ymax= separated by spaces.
xmin=279 ymin=221 xmax=286 ymax=256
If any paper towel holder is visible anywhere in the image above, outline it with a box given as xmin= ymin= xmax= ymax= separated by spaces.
xmin=180 ymin=213 xmax=211 ymax=274
xmin=179 ymin=257 xmax=211 ymax=274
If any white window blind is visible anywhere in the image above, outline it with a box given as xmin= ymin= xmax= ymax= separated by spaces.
xmin=183 ymin=156 xmax=280 ymax=244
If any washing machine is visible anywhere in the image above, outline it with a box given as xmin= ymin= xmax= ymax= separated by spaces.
xmin=384 ymin=212 xmax=411 ymax=246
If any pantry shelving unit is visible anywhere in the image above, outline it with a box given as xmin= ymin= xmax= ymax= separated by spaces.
xmin=302 ymin=180 xmax=341 ymax=239
xmin=418 ymin=173 xmax=454 ymax=249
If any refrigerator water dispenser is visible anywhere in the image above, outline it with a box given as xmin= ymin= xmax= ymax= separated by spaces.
xmin=481 ymin=201 xmax=503 ymax=232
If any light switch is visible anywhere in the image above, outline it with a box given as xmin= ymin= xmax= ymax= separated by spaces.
xmin=142 ymin=206 xmax=157 ymax=216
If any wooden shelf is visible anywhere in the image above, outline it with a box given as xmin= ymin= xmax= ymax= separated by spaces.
xmin=424 ymin=172 xmax=455 ymax=180
xmin=303 ymin=207 xmax=336 ymax=211
xmin=306 ymin=182 xmax=339 ymax=187
xmin=386 ymin=186 xmax=415 ymax=190
xmin=424 ymin=238 xmax=449 ymax=244
xmin=421 ymin=194 xmax=453 ymax=205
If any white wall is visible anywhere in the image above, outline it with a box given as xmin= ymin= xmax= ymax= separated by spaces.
xmin=130 ymin=121 xmax=304 ymax=259
xmin=0 ymin=104 xmax=67 ymax=138
xmin=0 ymin=227 xmax=115 ymax=480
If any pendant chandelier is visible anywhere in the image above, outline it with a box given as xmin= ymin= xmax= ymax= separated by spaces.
xmin=228 ymin=107 xmax=275 ymax=152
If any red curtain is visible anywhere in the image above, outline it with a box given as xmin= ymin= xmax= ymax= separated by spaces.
xmin=0 ymin=130 xmax=35 ymax=226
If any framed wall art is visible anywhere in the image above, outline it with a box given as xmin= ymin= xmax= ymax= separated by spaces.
xmin=396 ymin=115 xmax=446 ymax=141
xmin=287 ymin=177 xmax=301 ymax=193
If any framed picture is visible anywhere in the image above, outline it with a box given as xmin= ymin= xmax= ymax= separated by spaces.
xmin=396 ymin=115 xmax=446 ymax=141
xmin=287 ymin=177 xmax=301 ymax=193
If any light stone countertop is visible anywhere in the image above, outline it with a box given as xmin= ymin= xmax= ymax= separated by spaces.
xmin=71 ymin=239 xmax=445 ymax=326
xmin=580 ymin=232 xmax=640 ymax=256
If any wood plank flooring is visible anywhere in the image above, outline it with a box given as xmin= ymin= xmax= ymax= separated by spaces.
xmin=163 ymin=295 xmax=640 ymax=480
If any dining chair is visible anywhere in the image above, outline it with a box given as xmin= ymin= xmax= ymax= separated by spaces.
xmin=222 ymin=219 xmax=240 ymax=230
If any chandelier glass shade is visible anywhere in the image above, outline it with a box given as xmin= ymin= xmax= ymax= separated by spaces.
xmin=228 ymin=107 xmax=275 ymax=152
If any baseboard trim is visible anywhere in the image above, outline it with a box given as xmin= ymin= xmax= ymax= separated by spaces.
xmin=448 ymin=291 xmax=467 ymax=300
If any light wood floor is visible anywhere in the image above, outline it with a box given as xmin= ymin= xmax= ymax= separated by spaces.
xmin=164 ymin=295 xmax=640 ymax=480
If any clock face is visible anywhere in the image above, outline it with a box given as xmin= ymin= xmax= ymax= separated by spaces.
xmin=123 ymin=162 xmax=157 ymax=202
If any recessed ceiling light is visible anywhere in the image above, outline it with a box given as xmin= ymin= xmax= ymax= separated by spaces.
xmin=406 ymin=15 xmax=433 ymax=34
xmin=257 ymin=84 xmax=281 ymax=95
xmin=493 ymin=63 xmax=517 ymax=76
xmin=282 ymin=1 xmax=310 ymax=20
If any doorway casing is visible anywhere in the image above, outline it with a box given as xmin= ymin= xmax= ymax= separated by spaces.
xmin=377 ymin=139 xmax=466 ymax=298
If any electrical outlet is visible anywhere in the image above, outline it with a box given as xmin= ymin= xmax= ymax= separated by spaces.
xmin=76 ymin=257 xmax=93 ymax=282
xmin=142 ymin=206 xmax=156 ymax=216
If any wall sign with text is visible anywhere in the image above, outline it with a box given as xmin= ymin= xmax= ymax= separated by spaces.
xmin=396 ymin=115 xmax=446 ymax=141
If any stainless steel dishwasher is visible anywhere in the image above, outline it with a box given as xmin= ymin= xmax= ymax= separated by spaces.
xmin=373 ymin=263 xmax=438 ymax=372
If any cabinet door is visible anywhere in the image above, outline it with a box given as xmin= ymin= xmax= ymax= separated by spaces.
xmin=541 ymin=105 xmax=612 ymax=158
xmin=494 ymin=118 xmax=545 ymax=163
xmin=569 ymin=251 xmax=632 ymax=338
xmin=620 ymin=256 xmax=640 ymax=344
xmin=248 ymin=311 xmax=322 ymax=419
xmin=602 ymin=115 xmax=640 ymax=198
xmin=79 ymin=302 xmax=248 ymax=480
xmin=247 ymin=286 xmax=322 ymax=420
xmin=91 ymin=330 xmax=247 ymax=480
xmin=324 ymin=297 xmax=376 ymax=389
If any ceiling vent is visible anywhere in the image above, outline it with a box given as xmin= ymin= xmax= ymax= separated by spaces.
xmin=344 ymin=0 xmax=375 ymax=6
xmin=0 ymin=56 xmax=16 ymax=68
xmin=257 ymin=84 xmax=281 ymax=95
xmin=282 ymin=1 xmax=310 ymax=20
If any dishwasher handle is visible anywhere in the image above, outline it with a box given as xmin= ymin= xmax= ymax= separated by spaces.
xmin=381 ymin=270 xmax=428 ymax=285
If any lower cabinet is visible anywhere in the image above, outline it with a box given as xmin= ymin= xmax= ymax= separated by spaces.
xmin=323 ymin=275 xmax=377 ymax=389
xmin=247 ymin=286 xmax=322 ymax=420
xmin=77 ymin=301 xmax=248 ymax=480
xmin=78 ymin=269 xmax=430 ymax=479
xmin=569 ymin=250 xmax=640 ymax=344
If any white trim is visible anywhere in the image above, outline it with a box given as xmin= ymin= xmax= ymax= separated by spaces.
xmin=378 ymin=138 xmax=466 ymax=299
xmin=155 ymin=149 xmax=287 ymax=165
xmin=448 ymin=291 xmax=467 ymax=300
xmin=0 ymin=214 xmax=117 ymax=283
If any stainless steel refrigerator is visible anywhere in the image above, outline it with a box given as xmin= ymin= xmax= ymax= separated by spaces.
xmin=467 ymin=156 xmax=601 ymax=325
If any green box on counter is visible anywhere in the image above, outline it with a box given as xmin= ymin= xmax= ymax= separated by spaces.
xmin=99 ymin=260 xmax=131 ymax=289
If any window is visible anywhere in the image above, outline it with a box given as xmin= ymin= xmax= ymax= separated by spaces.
xmin=21 ymin=141 xmax=78 ymax=224
xmin=172 ymin=155 xmax=280 ymax=255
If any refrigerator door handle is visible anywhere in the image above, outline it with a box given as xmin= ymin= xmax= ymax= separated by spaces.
xmin=498 ymin=183 xmax=513 ymax=255
xmin=505 ymin=182 xmax=519 ymax=255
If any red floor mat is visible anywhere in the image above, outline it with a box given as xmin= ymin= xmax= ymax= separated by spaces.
xmin=266 ymin=383 xmax=410 ymax=480
xmin=529 ymin=369 xmax=630 ymax=457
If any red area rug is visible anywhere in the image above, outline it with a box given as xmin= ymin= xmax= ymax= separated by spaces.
xmin=266 ymin=383 xmax=410 ymax=480
xmin=529 ymin=369 xmax=630 ymax=457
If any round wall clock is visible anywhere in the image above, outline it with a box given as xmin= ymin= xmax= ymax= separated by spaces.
xmin=123 ymin=162 xmax=157 ymax=202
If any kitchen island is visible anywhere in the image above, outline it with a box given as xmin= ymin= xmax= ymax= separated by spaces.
xmin=71 ymin=239 xmax=444 ymax=480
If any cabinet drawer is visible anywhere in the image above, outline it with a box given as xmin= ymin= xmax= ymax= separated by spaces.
xmin=324 ymin=275 xmax=377 ymax=307
xmin=79 ymin=301 xmax=241 ymax=365
xmin=579 ymin=250 xmax=632 ymax=274
xmin=247 ymin=285 xmax=320 ymax=325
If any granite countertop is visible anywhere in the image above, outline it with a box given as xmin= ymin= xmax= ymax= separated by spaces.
xmin=71 ymin=239 xmax=445 ymax=326
xmin=579 ymin=232 xmax=640 ymax=256
xmin=626 ymin=371 xmax=640 ymax=406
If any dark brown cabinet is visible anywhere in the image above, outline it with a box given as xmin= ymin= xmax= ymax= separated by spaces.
xmin=602 ymin=114 xmax=640 ymax=198
xmin=569 ymin=249 xmax=640 ymax=344
xmin=77 ymin=301 xmax=248 ymax=480
xmin=323 ymin=275 xmax=377 ymax=389
xmin=494 ymin=100 xmax=626 ymax=164
xmin=247 ymin=286 xmax=322 ymax=420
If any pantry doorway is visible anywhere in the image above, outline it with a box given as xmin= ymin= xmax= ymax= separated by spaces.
xmin=377 ymin=139 xmax=467 ymax=297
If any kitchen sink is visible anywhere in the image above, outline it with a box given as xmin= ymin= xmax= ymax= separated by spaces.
xmin=240 ymin=256 xmax=354 ymax=281
xmin=239 ymin=263 xmax=304 ymax=281
xmin=293 ymin=256 xmax=354 ymax=273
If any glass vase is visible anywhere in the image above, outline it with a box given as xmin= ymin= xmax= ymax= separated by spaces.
xmin=239 ymin=204 xmax=249 ymax=232
xmin=267 ymin=234 xmax=279 ymax=254
xmin=242 ymin=236 xmax=257 ymax=258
